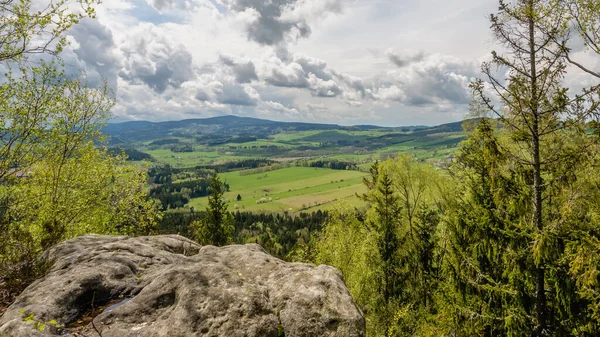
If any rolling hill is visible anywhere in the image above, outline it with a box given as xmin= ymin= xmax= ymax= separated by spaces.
xmin=102 ymin=115 xmax=437 ymax=145
xmin=103 ymin=115 xmax=471 ymax=168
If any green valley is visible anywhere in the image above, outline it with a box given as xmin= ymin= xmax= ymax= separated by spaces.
xmin=104 ymin=115 xmax=467 ymax=214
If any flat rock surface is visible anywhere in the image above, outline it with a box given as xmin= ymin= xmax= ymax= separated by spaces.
xmin=0 ymin=235 xmax=365 ymax=336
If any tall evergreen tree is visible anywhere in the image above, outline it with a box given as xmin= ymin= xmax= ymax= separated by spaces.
xmin=447 ymin=118 xmax=527 ymax=336
xmin=450 ymin=0 xmax=600 ymax=335
xmin=192 ymin=173 xmax=234 ymax=246
xmin=358 ymin=158 xmax=446 ymax=336
xmin=373 ymin=172 xmax=402 ymax=305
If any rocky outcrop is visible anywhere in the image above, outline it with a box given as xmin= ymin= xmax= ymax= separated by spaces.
xmin=0 ymin=235 xmax=365 ymax=337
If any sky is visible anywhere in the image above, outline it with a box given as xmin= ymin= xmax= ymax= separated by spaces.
xmin=55 ymin=0 xmax=595 ymax=126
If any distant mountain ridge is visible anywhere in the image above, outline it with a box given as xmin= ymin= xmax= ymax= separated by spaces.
xmin=102 ymin=115 xmax=464 ymax=145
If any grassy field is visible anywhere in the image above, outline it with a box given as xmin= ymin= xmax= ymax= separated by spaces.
xmin=188 ymin=167 xmax=368 ymax=213
xmin=145 ymin=149 xmax=252 ymax=166
xmin=112 ymin=118 xmax=470 ymax=213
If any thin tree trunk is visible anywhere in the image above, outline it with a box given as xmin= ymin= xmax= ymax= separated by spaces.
xmin=528 ymin=1 xmax=546 ymax=334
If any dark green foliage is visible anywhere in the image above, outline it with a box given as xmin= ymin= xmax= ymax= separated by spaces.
xmin=158 ymin=211 xmax=203 ymax=237
xmin=413 ymin=208 xmax=441 ymax=310
xmin=229 ymin=135 xmax=258 ymax=143
xmin=446 ymin=116 xmax=598 ymax=336
xmin=158 ymin=210 xmax=327 ymax=259
xmin=149 ymin=138 xmax=180 ymax=146
xmin=192 ymin=173 xmax=234 ymax=246
xmin=147 ymin=160 xmax=274 ymax=181
xmin=372 ymin=172 xmax=402 ymax=304
xmin=306 ymin=160 xmax=358 ymax=170
xmin=170 ymin=144 xmax=194 ymax=153
xmin=233 ymin=210 xmax=327 ymax=259
xmin=191 ymin=173 xmax=234 ymax=246
xmin=149 ymin=179 xmax=209 ymax=210
xmin=108 ymin=147 xmax=155 ymax=161
xmin=446 ymin=119 xmax=528 ymax=336
xmin=148 ymin=173 xmax=231 ymax=210
xmin=458 ymin=0 xmax=600 ymax=334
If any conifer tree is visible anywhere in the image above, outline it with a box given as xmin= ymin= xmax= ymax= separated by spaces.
xmin=447 ymin=118 xmax=526 ymax=336
xmin=192 ymin=173 xmax=234 ymax=246
xmin=373 ymin=172 xmax=402 ymax=305
xmin=553 ymin=0 xmax=600 ymax=79
xmin=450 ymin=0 xmax=600 ymax=335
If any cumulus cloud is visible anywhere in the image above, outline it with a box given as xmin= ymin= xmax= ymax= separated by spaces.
xmin=375 ymin=85 xmax=405 ymax=102
xmin=262 ymin=57 xmax=309 ymax=88
xmin=119 ymin=23 xmax=195 ymax=94
xmin=258 ymin=100 xmax=300 ymax=117
xmin=194 ymin=88 xmax=211 ymax=102
xmin=148 ymin=0 xmax=175 ymax=9
xmin=62 ymin=0 xmax=510 ymax=125
xmin=215 ymin=82 xmax=260 ymax=106
xmin=294 ymin=55 xmax=333 ymax=81
xmin=375 ymin=53 xmax=478 ymax=106
xmin=221 ymin=0 xmax=343 ymax=46
xmin=306 ymin=102 xmax=328 ymax=112
xmin=67 ymin=18 xmax=121 ymax=89
xmin=219 ymin=55 xmax=259 ymax=83
xmin=386 ymin=49 xmax=425 ymax=68
xmin=145 ymin=0 xmax=197 ymax=11
xmin=307 ymin=73 xmax=341 ymax=97
xmin=222 ymin=0 xmax=310 ymax=45
xmin=258 ymin=53 xmax=361 ymax=100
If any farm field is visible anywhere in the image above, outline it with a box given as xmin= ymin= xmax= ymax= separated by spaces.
xmin=105 ymin=115 xmax=472 ymax=214
xmin=187 ymin=167 xmax=368 ymax=213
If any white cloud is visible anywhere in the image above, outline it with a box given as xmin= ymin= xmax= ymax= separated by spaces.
xmin=50 ymin=0 xmax=597 ymax=126
xmin=118 ymin=23 xmax=196 ymax=93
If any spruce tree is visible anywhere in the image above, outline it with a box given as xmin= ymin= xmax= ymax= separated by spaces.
xmin=447 ymin=118 xmax=526 ymax=336
xmin=449 ymin=0 xmax=600 ymax=335
xmin=373 ymin=172 xmax=402 ymax=305
xmin=192 ymin=173 xmax=233 ymax=246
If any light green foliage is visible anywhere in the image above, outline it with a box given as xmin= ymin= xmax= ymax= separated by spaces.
xmin=0 ymin=0 xmax=100 ymax=62
xmin=553 ymin=0 xmax=600 ymax=72
xmin=8 ymin=145 xmax=160 ymax=247
xmin=0 ymin=68 xmax=161 ymax=300
xmin=315 ymin=203 xmax=380 ymax=312
xmin=192 ymin=173 xmax=234 ymax=246
xmin=0 ymin=1 xmax=162 ymax=305
xmin=318 ymin=157 xmax=447 ymax=336
xmin=18 ymin=310 xmax=64 ymax=332
xmin=1 ymin=61 xmax=160 ymax=250
xmin=0 ymin=61 xmax=112 ymax=180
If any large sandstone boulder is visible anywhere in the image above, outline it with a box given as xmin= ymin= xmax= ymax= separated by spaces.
xmin=0 ymin=235 xmax=365 ymax=336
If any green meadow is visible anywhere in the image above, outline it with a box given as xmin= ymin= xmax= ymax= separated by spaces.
xmin=188 ymin=167 xmax=368 ymax=213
